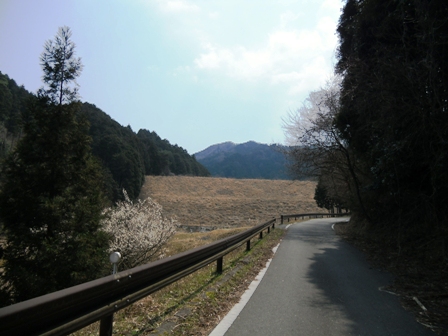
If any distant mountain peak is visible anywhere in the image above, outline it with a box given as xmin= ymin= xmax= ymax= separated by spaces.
xmin=194 ymin=141 xmax=290 ymax=180
xmin=194 ymin=141 xmax=236 ymax=161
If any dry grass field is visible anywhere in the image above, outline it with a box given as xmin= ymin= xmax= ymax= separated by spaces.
xmin=72 ymin=176 xmax=320 ymax=335
xmin=140 ymin=176 xmax=320 ymax=229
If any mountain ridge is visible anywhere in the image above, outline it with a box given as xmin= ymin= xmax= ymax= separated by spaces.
xmin=195 ymin=141 xmax=291 ymax=180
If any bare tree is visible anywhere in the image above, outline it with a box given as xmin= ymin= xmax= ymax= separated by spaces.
xmin=282 ymin=76 xmax=344 ymax=179
xmin=283 ymin=76 xmax=369 ymax=218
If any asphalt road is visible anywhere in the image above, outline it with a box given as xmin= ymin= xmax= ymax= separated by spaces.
xmin=222 ymin=218 xmax=434 ymax=336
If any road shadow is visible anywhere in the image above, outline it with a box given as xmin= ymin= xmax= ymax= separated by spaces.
xmin=302 ymin=230 xmax=434 ymax=335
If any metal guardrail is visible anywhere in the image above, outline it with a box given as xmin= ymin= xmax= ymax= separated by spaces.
xmin=0 ymin=218 xmax=276 ymax=336
xmin=0 ymin=212 xmax=349 ymax=335
xmin=280 ymin=212 xmax=350 ymax=224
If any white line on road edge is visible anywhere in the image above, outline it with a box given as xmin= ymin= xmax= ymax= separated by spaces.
xmin=208 ymin=243 xmax=281 ymax=336
xmin=331 ymin=223 xmax=335 ymax=231
xmin=285 ymin=224 xmax=291 ymax=230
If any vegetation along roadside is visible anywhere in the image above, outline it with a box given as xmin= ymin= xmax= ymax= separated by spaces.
xmin=73 ymin=225 xmax=285 ymax=335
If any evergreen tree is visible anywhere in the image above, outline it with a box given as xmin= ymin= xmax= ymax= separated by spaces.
xmin=39 ymin=26 xmax=83 ymax=105
xmin=0 ymin=27 xmax=109 ymax=305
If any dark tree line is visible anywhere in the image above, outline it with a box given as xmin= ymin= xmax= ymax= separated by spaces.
xmin=335 ymin=0 xmax=448 ymax=256
xmin=288 ymin=0 xmax=448 ymax=260
xmin=0 ymin=72 xmax=31 ymax=157
xmin=0 ymin=76 xmax=210 ymax=204
xmin=136 ymin=129 xmax=210 ymax=177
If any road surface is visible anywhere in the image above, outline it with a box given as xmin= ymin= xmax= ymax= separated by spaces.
xmin=220 ymin=218 xmax=433 ymax=335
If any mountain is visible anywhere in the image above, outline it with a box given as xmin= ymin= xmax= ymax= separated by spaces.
xmin=194 ymin=142 xmax=237 ymax=161
xmin=195 ymin=141 xmax=291 ymax=180
xmin=0 ymin=70 xmax=210 ymax=202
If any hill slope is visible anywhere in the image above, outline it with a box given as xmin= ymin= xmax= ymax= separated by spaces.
xmin=140 ymin=176 xmax=320 ymax=228
xmin=83 ymin=103 xmax=210 ymax=200
xmin=195 ymin=141 xmax=291 ymax=180
xmin=0 ymin=71 xmax=210 ymax=202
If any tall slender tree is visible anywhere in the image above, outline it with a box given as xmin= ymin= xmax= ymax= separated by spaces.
xmin=39 ymin=26 xmax=83 ymax=105
xmin=0 ymin=27 xmax=109 ymax=305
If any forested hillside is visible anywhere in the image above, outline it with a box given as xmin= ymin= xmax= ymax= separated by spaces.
xmin=0 ymin=72 xmax=32 ymax=157
xmin=0 ymin=71 xmax=210 ymax=202
xmin=285 ymin=0 xmax=448 ymax=263
xmin=195 ymin=141 xmax=290 ymax=180
xmin=137 ymin=129 xmax=210 ymax=177
xmin=335 ymin=0 xmax=448 ymax=252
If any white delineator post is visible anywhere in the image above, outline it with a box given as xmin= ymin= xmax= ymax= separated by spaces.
xmin=109 ymin=251 xmax=121 ymax=275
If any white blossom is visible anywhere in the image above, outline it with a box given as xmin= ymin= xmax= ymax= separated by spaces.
xmin=102 ymin=190 xmax=177 ymax=271
xmin=282 ymin=75 xmax=342 ymax=146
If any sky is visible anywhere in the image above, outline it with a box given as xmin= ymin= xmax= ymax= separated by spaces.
xmin=0 ymin=0 xmax=343 ymax=154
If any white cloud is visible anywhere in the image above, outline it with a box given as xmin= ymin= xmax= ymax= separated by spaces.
xmin=194 ymin=44 xmax=234 ymax=70
xmin=194 ymin=22 xmax=336 ymax=96
xmin=320 ymin=0 xmax=343 ymax=13
xmin=148 ymin=0 xmax=341 ymax=100
xmin=278 ymin=56 xmax=332 ymax=95
xmin=155 ymin=0 xmax=199 ymax=12
xmin=317 ymin=16 xmax=338 ymax=46
xmin=279 ymin=11 xmax=301 ymax=29
xmin=208 ymin=11 xmax=219 ymax=19
xmin=277 ymin=0 xmax=301 ymax=5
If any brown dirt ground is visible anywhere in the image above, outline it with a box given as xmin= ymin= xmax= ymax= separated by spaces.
xmin=335 ymin=223 xmax=448 ymax=335
xmin=140 ymin=176 xmax=320 ymax=229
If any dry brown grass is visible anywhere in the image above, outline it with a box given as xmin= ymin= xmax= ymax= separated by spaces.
xmin=140 ymin=176 xmax=319 ymax=228
xmin=165 ymin=227 xmax=250 ymax=256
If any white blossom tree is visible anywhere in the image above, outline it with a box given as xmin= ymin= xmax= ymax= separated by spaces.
xmin=282 ymin=75 xmax=343 ymax=179
xmin=283 ymin=75 xmax=342 ymax=147
xmin=102 ymin=190 xmax=177 ymax=271
xmin=282 ymin=74 xmax=368 ymax=217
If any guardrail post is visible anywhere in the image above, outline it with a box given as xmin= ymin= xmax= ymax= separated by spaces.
xmin=217 ymin=257 xmax=223 ymax=274
xmin=100 ymin=314 xmax=114 ymax=336
xmin=246 ymin=240 xmax=251 ymax=251
xmin=259 ymin=231 xmax=263 ymax=239
xmin=267 ymin=226 xmax=270 ymax=234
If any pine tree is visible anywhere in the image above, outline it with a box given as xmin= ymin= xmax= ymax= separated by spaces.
xmin=0 ymin=27 xmax=109 ymax=305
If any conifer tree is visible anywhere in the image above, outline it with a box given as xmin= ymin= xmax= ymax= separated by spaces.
xmin=0 ymin=27 xmax=109 ymax=305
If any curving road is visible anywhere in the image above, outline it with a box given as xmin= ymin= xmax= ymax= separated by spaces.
xmin=216 ymin=218 xmax=434 ymax=336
